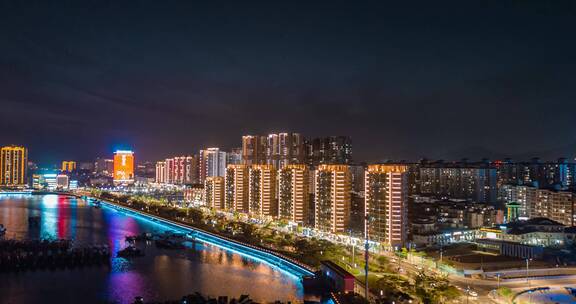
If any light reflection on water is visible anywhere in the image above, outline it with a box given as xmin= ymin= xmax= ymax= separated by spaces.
xmin=0 ymin=195 xmax=303 ymax=303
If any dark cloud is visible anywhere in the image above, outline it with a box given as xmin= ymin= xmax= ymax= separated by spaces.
xmin=1 ymin=1 xmax=576 ymax=165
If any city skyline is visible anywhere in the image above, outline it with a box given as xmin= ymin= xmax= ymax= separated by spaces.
xmin=2 ymin=2 xmax=576 ymax=303
xmin=2 ymin=2 xmax=576 ymax=164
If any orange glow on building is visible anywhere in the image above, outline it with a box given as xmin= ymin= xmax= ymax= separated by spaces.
xmin=61 ymin=161 xmax=76 ymax=172
xmin=0 ymin=145 xmax=28 ymax=187
xmin=113 ymin=150 xmax=134 ymax=184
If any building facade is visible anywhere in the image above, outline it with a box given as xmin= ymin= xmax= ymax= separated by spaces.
xmin=278 ymin=164 xmax=310 ymax=225
xmin=113 ymin=150 xmax=134 ymax=185
xmin=248 ymin=164 xmax=277 ymax=216
xmin=501 ymin=184 xmax=575 ymax=226
xmin=199 ymin=148 xmax=227 ymax=183
xmin=155 ymin=161 xmax=166 ymax=183
xmin=95 ymin=158 xmax=114 ymax=176
xmin=242 ymin=135 xmax=267 ymax=165
xmin=225 ymin=164 xmax=249 ymax=212
xmin=0 ymin=145 xmax=28 ymax=187
xmin=365 ymin=164 xmax=408 ymax=247
xmin=315 ymin=164 xmax=351 ymax=233
xmin=61 ymin=161 xmax=76 ymax=172
xmin=204 ymin=176 xmax=225 ymax=209
xmin=305 ymin=136 xmax=352 ymax=166
xmin=418 ymin=161 xmax=497 ymax=203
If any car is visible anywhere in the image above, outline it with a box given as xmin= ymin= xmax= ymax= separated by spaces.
xmin=468 ymin=290 xmax=478 ymax=297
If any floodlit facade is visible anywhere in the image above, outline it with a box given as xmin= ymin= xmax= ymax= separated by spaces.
xmin=225 ymin=164 xmax=249 ymax=212
xmin=0 ymin=145 xmax=28 ymax=187
xmin=315 ymin=164 xmax=351 ymax=233
xmin=365 ymin=164 xmax=408 ymax=248
xmin=199 ymin=148 xmax=227 ymax=183
xmin=113 ymin=150 xmax=134 ymax=184
xmin=56 ymin=174 xmax=70 ymax=190
xmin=204 ymin=176 xmax=225 ymax=209
xmin=61 ymin=161 xmax=76 ymax=172
xmin=248 ymin=164 xmax=277 ymax=216
xmin=155 ymin=161 xmax=166 ymax=183
xmin=278 ymin=164 xmax=310 ymax=225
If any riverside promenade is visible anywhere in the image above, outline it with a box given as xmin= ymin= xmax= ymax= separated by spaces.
xmin=75 ymin=194 xmax=316 ymax=279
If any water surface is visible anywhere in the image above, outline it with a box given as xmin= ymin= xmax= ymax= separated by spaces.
xmin=0 ymin=194 xmax=302 ymax=303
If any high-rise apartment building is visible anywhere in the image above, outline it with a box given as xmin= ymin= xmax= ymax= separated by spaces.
xmin=305 ymin=136 xmax=352 ymax=166
xmin=501 ymin=184 xmax=575 ymax=226
xmin=500 ymin=184 xmax=536 ymax=218
xmin=0 ymin=145 xmax=28 ymax=187
xmin=204 ymin=176 xmax=225 ymax=209
xmin=314 ymin=164 xmax=351 ymax=233
xmin=95 ymin=158 xmax=114 ymax=176
xmin=365 ymin=164 xmax=408 ymax=247
xmin=155 ymin=161 xmax=166 ymax=183
xmin=248 ymin=164 xmax=277 ymax=216
xmin=165 ymin=158 xmax=175 ymax=183
xmin=277 ymin=133 xmax=304 ymax=168
xmin=495 ymin=158 xmax=575 ymax=190
xmin=199 ymin=148 xmax=227 ymax=183
xmin=113 ymin=150 xmax=134 ymax=184
xmin=242 ymin=135 xmax=267 ymax=165
xmin=278 ymin=164 xmax=310 ymax=225
xmin=225 ymin=164 xmax=249 ymax=212
xmin=226 ymin=147 xmax=243 ymax=165
xmin=155 ymin=156 xmax=199 ymax=185
xmin=61 ymin=161 xmax=76 ymax=172
xmin=243 ymin=133 xmax=304 ymax=168
xmin=174 ymin=156 xmax=198 ymax=184
xmin=418 ymin=160 xmax=497 ymax=203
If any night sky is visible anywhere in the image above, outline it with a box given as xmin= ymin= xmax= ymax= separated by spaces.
xmin=1 ymin=1 xmax=575 ymax=165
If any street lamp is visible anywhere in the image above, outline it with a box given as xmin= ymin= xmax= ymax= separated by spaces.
xmin=526 ymin=258 xmax=533 ymax=304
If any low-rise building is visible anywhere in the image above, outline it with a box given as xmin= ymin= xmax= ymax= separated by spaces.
xmin=477 ymin=218 xmax=570 ymax=248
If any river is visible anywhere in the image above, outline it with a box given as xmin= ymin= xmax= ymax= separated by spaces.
xmin=0 ymin=194 xmax=304 ymax=303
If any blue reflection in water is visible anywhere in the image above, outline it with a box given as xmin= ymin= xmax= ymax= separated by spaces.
xmin=0 ymin=195 xmax=304 ymax=304
xmin=39 ymin=195 xmax=58 ymax=239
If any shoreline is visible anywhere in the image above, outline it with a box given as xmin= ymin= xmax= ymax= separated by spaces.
xmin=69 ymin=193 xmax=316 ymax=278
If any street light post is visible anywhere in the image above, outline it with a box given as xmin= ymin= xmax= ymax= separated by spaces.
xmin=350 ymin=230 xmax=355 ymax=268
xmin=526 ymin=258 xmax=530 ymax=286
xmin=439 ymin=243 xmax=443 ymax=263
xmin=526 ymin=258 xmax=532 ymax=304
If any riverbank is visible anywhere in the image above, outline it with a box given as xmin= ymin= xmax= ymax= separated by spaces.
xmin=86 ymin=195 xmax=314 ymax=277
xmin=0 ymin=194 xmax=306 ymax=303
xmin=75 ymin=191 xmax=463 ymax=303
